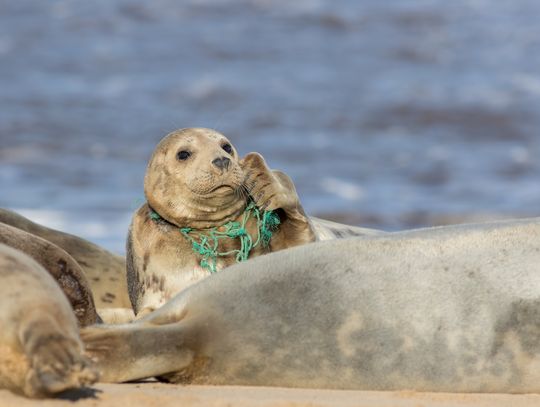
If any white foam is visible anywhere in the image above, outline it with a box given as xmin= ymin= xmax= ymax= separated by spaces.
xmin=510 ymin=146 xmax=530 ymax=164
xmin=320 ymin=177 xmax=365 ymax=201
xmin=512 ymin=74 xmax=540 ymax=96
xmin=10 ymin=208 xmax=129 ymax=254
xmin=15 ymin=209 xmax=68 ymax=231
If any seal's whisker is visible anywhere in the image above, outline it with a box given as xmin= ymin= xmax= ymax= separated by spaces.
xmin=233 ymin=187 xmax=243 ymax=201
xmin=240 ymin=184 xmax=252 ymax=201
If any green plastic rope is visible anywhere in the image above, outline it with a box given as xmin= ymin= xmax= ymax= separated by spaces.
xmin=150 ymin=202 xmax=280 ymax=273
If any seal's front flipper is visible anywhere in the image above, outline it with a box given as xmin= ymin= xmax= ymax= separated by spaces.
xmin=20 ymin=313 xmax=98 ymax=397
xmin=81 ymin=323 xmax=194 ymax=383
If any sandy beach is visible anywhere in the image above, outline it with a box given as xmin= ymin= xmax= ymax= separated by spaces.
xmin=0 ymin=383 xmax=539 ymax=407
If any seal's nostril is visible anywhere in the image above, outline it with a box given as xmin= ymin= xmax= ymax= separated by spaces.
xmin=212 ymin=157 xmax=231 ymax=170
xmin=222 ymin=157 xmax=231 ymax=170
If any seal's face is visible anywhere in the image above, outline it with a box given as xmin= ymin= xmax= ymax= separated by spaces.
xmin=170 ymin=129 xmax=242 ymax=196
xmin=144 ymin=128 xmax=247 ymax=227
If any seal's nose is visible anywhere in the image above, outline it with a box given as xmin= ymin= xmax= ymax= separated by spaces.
xmin=212 ymin=156 xmax=231 ymax=171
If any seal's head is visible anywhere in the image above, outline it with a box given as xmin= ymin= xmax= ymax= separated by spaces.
xmin=144 ymin=128 xmax=246 ymax=228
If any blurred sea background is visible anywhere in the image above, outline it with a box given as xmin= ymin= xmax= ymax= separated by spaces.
xmin=1 ymin=0 xmax=540 ymax=253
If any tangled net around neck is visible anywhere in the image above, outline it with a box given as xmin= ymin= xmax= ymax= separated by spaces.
xmin=150 ymin=201 xmax=280 ymax=273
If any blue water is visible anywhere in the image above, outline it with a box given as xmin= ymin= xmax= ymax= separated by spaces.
xmin=1 ymin=0 xmax=540 ymax=253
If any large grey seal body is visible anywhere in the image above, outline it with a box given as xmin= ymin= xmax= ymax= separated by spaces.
xmin=0 ymin=244 xmax=97 ymax=397
xmin=84 ymin=217 xmax=540 ymax=393
xmin=0 ymin=208 xmax=134 ymax=323
xmin=128 ymin=128 xmax=380 ymax=316
xmin=0 ymin=222 xmax=99 ymax=326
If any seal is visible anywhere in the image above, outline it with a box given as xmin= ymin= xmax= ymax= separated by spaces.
xmin=0 ymin=208 xmax=134 ymax=323
xmin=127 ymin=128 xmax=380 ymax=316
xmin=0 ymin=243 xmax=98 ymax=397
xmin=83 ymin=218 xmax=540 ymax=393
xmin=0 ymin=222 xmax=99 ymax=327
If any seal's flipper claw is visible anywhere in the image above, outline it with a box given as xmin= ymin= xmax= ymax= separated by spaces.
xmin=21 ymin=319 xmax=98 ymax=397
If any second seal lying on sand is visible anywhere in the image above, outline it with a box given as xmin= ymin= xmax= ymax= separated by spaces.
xmin=127 ymin=128 xmax=379 ymax=316
xmin=84 ymin=218 xmax=540 ymax=393
xmin=0 ymin=244 xmax=97 ymax=398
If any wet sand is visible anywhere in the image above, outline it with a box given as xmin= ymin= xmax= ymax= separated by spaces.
xmin=0 ymin=383 xmax=539 ymax=407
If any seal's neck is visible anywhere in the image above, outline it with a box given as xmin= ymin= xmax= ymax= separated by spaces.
xmin=146 ymin=191 xmax=248 ymax=230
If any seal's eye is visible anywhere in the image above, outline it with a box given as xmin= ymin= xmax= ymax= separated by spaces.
xmin=177 ymin=150 xmax=191 ymax=161
xmin=222 ymin=143 xmax=233 ymax=155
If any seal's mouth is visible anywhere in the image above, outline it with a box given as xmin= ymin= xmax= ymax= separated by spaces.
xmin=206 ymin=183 xmax=244 ymax=197
xmin=211 ymin=185 xmax=234 ymax=193
xmin=192 ymin=168 xmax=244 ymax=197
xmin=190 ymin=183 xmax=240 ymax=198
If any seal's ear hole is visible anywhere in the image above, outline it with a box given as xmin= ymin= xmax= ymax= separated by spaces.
xmin=177 ymin=150 xmax=191 ymax=161
xmin=222 ymin=143 xmax=233 ymax=155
